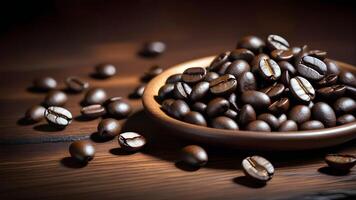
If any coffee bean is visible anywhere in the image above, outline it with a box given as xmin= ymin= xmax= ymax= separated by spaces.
xmin=158 ymin=83 xmax=174 ymax=99
xmin=142 ymin=65 xmax=164 ymax=82
xmin=45 ymin=106 xmax=72 ymax=128
xmin=229 ymin=49 xmax=255 ymax=62
xmin=281 ymin=71 xmax=290 ymax=86
xmin=291 ymin=46 xmax=302 ymax=57
xmin=173 ymin=82 xmax=192 ymax=100
xmin=218 ymin=61 xmax=232 ymax=75
xmin=242 ymin=156 xmax=274 ymax=183
xmin=236 ymin=72 xmax=257 ymax=93
xmin=209 ymin=74 xmax=237 ymax=95
xmin=182 ymin=67 xmax=207 ymax=83
xmin=25 ymin=105 xmax=46 ymax=122
xmin=325 ymin=154 xmax=356 ymax=171
xmin=271 ymin=49 xmax=293 ymax=61
xmin=81 ymin=104 xmax=106 ymax=119
xmin=106 ymin=98 xmax=132 ymax=119
xmin=191 ymin=102 xmax=207 ymax=113
xmin=103 ymin=96 xmax=123 ymax=106
xmin=211 ymin=116 xmax=239 ymax=130
xmin=316 ymin=74 xmax=338 ymax=87
xmin=312 ymin=102 xmax=336 ymax=127
xmin=69 ymin=141 xmax=95 ymax=163
xmin=204 ymin=72 xmax=219 ymax=82
xmin=241 ymin=91 xmax=271 ymax=109
xmin=258 ymin=58 xmax=281 ymax=81
xmin=224 ymin=109 xmax=238 ymax=119
xmin=297 ymin=56 xmax=327 ymax=81
xmin=95 ymin=64 xmax=116 ymax=78
xmin=206 ymin=97 xmax=230 ymax=117
xmin=190 ymin=81 xmax=210 ymax=102
xmin=84 ymin=88 xmax=107 ymax=105
xmin=168 ymin=100 xmax=190 ymax=119
xmin=98 ymin=118 xmax=121 ymax=138
xmin=166 ymin=73 xmax=182 ymax=84
xmin=300 ymin=120 xmax=324 ymax=130
xmin=208 ymin=52 xmax=230 ymax=72
xmin=337 ymin=114 xmax=355 ymax=125
xmin=236 ymin=35 xmax=265 ymax=53
xmin=238 ymin=104 xmax=256 ymax=126
xmin=278 ymin=114 xmax=288 ymax=124
xmin=288 ymin=105 xmax=311 ymax=124
xmin=181 ymin=145 xmax=208 ymax=167
xmin=246 ymin=120 xmax=271 ymax=132
xmin=161 ymin=99 xmax=175 ymax=113
xmin=65 ymin=77 xmax=89 ymax=93
xmin=294 ymin=45 xmax=309 ymax=65
xmin=140 ymin=41 xmax=166 ymax=57
xmin=260 ymin=83 xmax=285 ymax=99
xmin=267 ymin=34 xmax=289 ymax=51
xmin=257 ymin=113 xmax=280 ymax=130
xmin=339 ymin=71 xmax=356 ymax=87
xmin=183 ymin=111 xmax=207 ymax=126
xmin=225 ymin=60 xmax=250 ymax=78
xmin=317 ymin=85 xmax=346 ymax=99
xmin=118 ymin=132 xmax=146 ymax=152
xmin=324 ymin=59 xmax=340 ymax=75
xmin=228 ymin=93 xmax=239 ymax=111
xmin=345 ymin=85 xmax=356 ymax=99
xmin=131 ymin=84 xmax=146 ymax=98
xmin=44 ymin=90 xmax=68 ymax=107
xmin=251 ymin=54 xmax=270 ymax=73
xmin=33 ymin=76 xmax=57 ymax=91
xmin=307 ymin=49 xmax=327 ymax=60
xmin=268 ymin=98 xmax=290 ymax=115
xmin=278 ymin=61 xmax=296 ymax=74
xmin=333 ymin=97 xmax=356 ymax=114
xmin=289 ymin=76 xmax=315 ymax=102
xmin=278 ymin=120 xmax=298 ymax=132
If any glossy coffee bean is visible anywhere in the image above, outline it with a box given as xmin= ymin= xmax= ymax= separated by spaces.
xmin=291 ymin=46 xmax=302 ymax=57
xmin=98 ymin=118 xmax=121 ymax=138
xmin=118 ymin=132 xmax=146 ymax=152
xmin=345 ymin=85 xmax=356 ymax=99
xmin=242 ymin=156 xmax=274 ymax=183
xmin=142 ymin=65 xmax=164 ymax=81
xmin=168 ymin=100 xmax=190 ymax=119
xmin=182 ymin=67 xmax=206 ymax=83
xmin=316 ymin=74 xmax=338 ymax=87
xmin=288 ymin=105 xmax=311 ymax=124
xmin=281 ymin=70 xmax=290 ymax=86
xmin=278 ymin=114 xmax=288 ymax=124
xmin=158 ymin=83 xmax=174 ymax=99
xmin=300 ymin=120 xmax=324 ymax=130
xmin=317 ymin=85 xmax=346 ymax=99
xmin=289 ymin=76 xmax=315 ymax=102
xmin=278 ymin=61 xmax=296 ymax=74
xmin=44 ymin=90 xmax=68 ymax=107
xmin=312 ymin=102 xmax=336 ymax=127
xmin=236 ymin=72 xmax=257 ymax=93
xmin=236 ymin=35 xmax=265 ymax=53
xmin=339 ymin=71 xmax=356 ymax=87
xmin=206 ymin=97 xmax=230 ymax=117
xmin=325 ymin=154 xmax=356 ymax=171
xmin=229 ymin=49 xmax=255 ymax=62
xmin=181 ymin=145 xmax=208 ymax=167
xmin=238 ymin=104 xmax=256 ymax=126
xmin=103 ymin=97 xmax=124 ymax=107
xmin=211 ymin=116 xmax=239 ymax=130
xmin=140 ymin=41 xmax=166 ymax=57
xmin=81 ymin=104 xmax=106 ymax=119
xmin=271 ymin=49 xmax=293 ymax=61
xmin=65 ymin=77 xmax=89 ymax=93
xmin=297 ymin=56 xmax=327 ymax=81
xmin=324 ymin=59 xmax=340 ymax=75
xmin=268 ymin=98 xmax=290 ymax=115
xmin=166 ymin=73 xmax=182 ymax=84
xmin=251 ymin=53 xmax=270 ymax=73
xmin=45 ymin=106 xmax=72 ymax=128
xmin=173 ymin=82 xmax=192 ymax=100
xmin=208 ymin=52 xmax=230 ymax=72
xmin=183 ymin=111 xmax=207 ymax=126
xmin=279 ymin=120 xmax=298 ymax=132
xmin=260 ymin=83 xmax=285 ymax=99
xmin=258 ymin=58 xmax=281 ymax=81
xmin=267 ymin=34 xmax=289 ymax=51
xmin=228 ymin=93 xmax=239 ymax=111
xmin=131 ymin=84 xmax=146 ymax=98
xmin=337 ymin=114 xmax=355 ymax=125
xmin=191 ymin=102 xmax=207 ymax=113
xmin=204 ymin=72 xmax=219 ymax=82
xmin=333 ymin=97 xmax=356 ymax=114
xmin=217 ymin=61 xmax=232 ymax=75
xmin=106 ymin=98 xmax=132 ymax=119
xmin=224 ymin=109 xmax=238 ymax=119
xmin=257 ymin=113 xmax=280 ymax=130
xmin=246 ymin=120 xmax=271 ymax=132
xmin=161 ymin=99 xmax=175 ymax=113
xmin=84 ymin=88 xmax=107 ymax=105
xmin=209 ymin=74 xmax=237 ymax=96
xmin=25 ymin=105 xmax=46 ymax=122
xmin=241 ymin=91 xmax=271 ymax=109
xmin=307 ymin=49 xmax=327 ymax=60
xmin=95 ymin=64 xmax=116 ymax=78
xmin=33 ymin=76 xmax=57 ymax=91
xmin=69 ymin=141 xmax=95 ymax=163
xmin=190 ymin=81 xmax=210 ymax=101
xmin=225 ymin=60 xmax=250 ymax=78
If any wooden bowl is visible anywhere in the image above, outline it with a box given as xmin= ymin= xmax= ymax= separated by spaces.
xmin=142 ymin=56 xmax=356 ymax=150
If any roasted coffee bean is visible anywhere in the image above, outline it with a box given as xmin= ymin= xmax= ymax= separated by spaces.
xmin=337 ymin=114 xmax=355 ymax=125
xmin=218 ymin=61 xmax=232 ymax=75
xmin=95 ymin=64 xmax=116 ymax=78
xmin=324 ymin=59 xmax=340 ymax=75
xmin=238 ymin=104 xmax=256 ymax=126
xmin=236 ymin=72 xmax=257 ymax=93
xmin=45 ymin=106 xmax=72 ymax=128
xmin=278 ymin=114 xmax=288 ymax=124
xmin=268 ymin=98 xmax=290 ymax=115
xmin=307 ymin=49 xmax=327 ymax=60
xmin=289 ymin=76 xmax=315 ymax=102
xmin=204 ymin=72 xmax=219 ymax=82
xmin=278 ymin=61 xmax=296 ymax=74
xmin=158 ymin=83 xmax=174 ymax=99
xmin=206 ymin=97 xmax=229 ymax=117
xmin=291 ymin=46 xmax=302 ymax=57
xmin=271 ymin=49 xmax=293 ymax=61
xmin=131 ymin=84 xmax=146 ymax=98
xmin=142 ymin=65 xmax=164 ymax=81
xmin=246 ymin=120 xmax=271 ymax=132
xmin=317 ymin=85 xmax=346 ymax=99
xmin=251 ymin=54 xmax=270 ymax=73
xmin=182 ymin=67 xmax=206 ymax=83
xmin=65 ymin=77 xmax=89 ymax=93
xmin=211 ymin=116 xmax=239 ymax=130
xmin=208 ymin=52 xmax=230 ymax=72
xmin=339 ymin=71 xmax=356 ymax=87
xmin=281 ymin=71 xmax=290 ymax=86
xmin=345 ymin=85 xmax=356 ymax=99
xmin=258 ymin=58 xmax=281 ymax=81
xmin=300 ymin=120 xmax=324 ymax=130
xmin=288 ymin=105 xmax=311 ymax=124
xmin=312 ymin=102 xmax=336 ymax=127
xmin=229 ymin=49 xmax=255 ymax=62
xmin=191 ymin=102 xmax=207 ymax=113
xmin=25 ymin=105 xmax=46 ymax=122
xmin=297 ymin=56 xmax=327 ymax=81
xmin=224 ymin=109 xmax=238 ymax=119
xmin=33 ymin=76 xmax=57 ymax=91
xmin=333 ymin=97 xmax=356 ymax=114
xmin=260 ymin=83 xmax=285 ymax=99
xmin=228 ymin=93 xmax=239 ymax=111
xmin=81 ymin=104 xmax=106 ymax=119
xmin=168 ymin=100 xmax=190 ymax=119
xmin=103 ymin=96 xmax=123 ymax=107
xmin=181 ymin=145 xmax=208 ymax=167
xmin=183 ymin=111 xmax=207 ymax=126
xmin=241 ymin=91 xmax=271 ymax=109
xmin=236 ymin=35 xmax=265 ymax=53
xmin=209 ymin=74 xmax=237 ymax=95
xmin=161 ymin=99 xmax=175 ymax=113
xmin=267 ymin=34 xmax=289 ymax=51
xmin=118 ymin=132 xmax=146 ymax=152
xmin=98 ymin=118 xmax=121 ymax=138
xmin=242 ymin=156 xmax=274 ymax=183
xmin=106 ymin=98 xmax=132 ymax=119
xmin=257 ymin=113 xmax=280 ymax=130
xmin=69 ymin=141 xmax=95 ymax=163
xmin=140 ymin=41 xmax=166 ymax=57
xmin=325 ymin=154 xmax=356 ymax=171
xmin=173 ymin=82 xmax=192 ymax=100
xmin=190 ymin=81 xmax=210 ymax=101
xmin=44 ymin=90 xmax=68 ymax=107
xmin=278 ymin=120 xmax=298 ymax=132
xmin=166 ymin=73 xmax=182 ymax=84
xmin=84 ymin=88 xmax=107 ymax=105
xmin=225 ymin=60 xmax=250 ymax=78
xmin=294 ymin=45 xmax=309 ymax=65
xmin=316 ymin=74 xmax=338 ymax=87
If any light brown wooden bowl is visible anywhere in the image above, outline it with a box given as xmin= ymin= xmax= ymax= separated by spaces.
xmin=142 ymin=56 xmax=356 ymax=150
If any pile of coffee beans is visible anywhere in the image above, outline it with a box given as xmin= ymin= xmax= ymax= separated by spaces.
xmin=158 ymin=34 xmax=356 ymax=132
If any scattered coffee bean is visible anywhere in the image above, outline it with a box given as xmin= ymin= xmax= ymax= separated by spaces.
xmin=258 ymin=58 xmax=281 ymax=81
xmin=312 ymin=102 xmax=336 ymax=127
xmin=190 ymin=81 xmax=210 ymax=102
xmin=267 ymin=34 xmax=289 ymax=50
xmin=300 ymin=120 xmax=324 ymax=130
xmin=69 ymin=141 xmax=95 ymax=163
xmin=238 ymin=104 xmax=256 ymax=126
xmin=225 ymin=60 xmax=250 ymax=78
xmin=182 ymin=67 xmax=206 ymax=83
xmin=44 ymin=90 xmax=68 ymax=107
xmin=25 ymin=105 xmax=46 ymax=122
xmin=279 ymin=120 xmax=298 ymax=132
xmin=257 ymin=113 xmax=280 ymax=130
xmin=131 ymin=84 xmax=146 ymax=98
xmin=95 ymin=64 xmax=116 ymax=78
xmin=140 ymin=41 xmax=166 ymax=57
xmin=246 ymin=120 xmax=271 ymax=132
xmin=288 ymin=105 xmax=311 ymax=124
xmin=236 ymin=72 xmax=257 ymax=93
xmin=289 ymin=76 xmax=315 ymax=102
xmin=211 ymin=116 xmax=239 ymax=130
xmin=98 ymin=118 xmax=121 ymax=138
xmin=45 ymin=106 xmax=72 ymax=128
xmin=173 ymin=82 xmax=192 ymax=100
xmin=237 ymin=35 xmax=265 ymax=53
xmin=229 ymin=49 xmax=255 ymax=62
xmin=84 ymin=88 xmax=107 ymax=105
xmin=242 ymin=156 xmax=274 ymax=183
xmin=209 ymin=74 xmax=237 ymax=95
xmin=33 ymin=76 xmax=57 ymax=91
xmin=65 ymin=77 xmax=89 ymax=93
xmin=106 ymin=98 xmax=132 ymax=119
xmin=183 ymin=111 xmax=207 ymax=126
xmin=337 ymin=114 xmax=355 ymax=125
xmin=181 ymin=145 xmax=208 ymax=167
xmin=118 ymin=132 xmax=146 ymax=152
xmin=241 ymin=91 xmax=271 ymax=109
xmin=206 ymin=97 xmax=230 ymax=117
xmin=142 ymin=65 xmax=164 ymax=82
xmin=333 ymin=97 xmax=356 ymax=115
xmin=325 ymin=154 xmax=356 ymax=171
xmin=166 ymin=73 xmax=182 ymax=84
xmin=297 ymin=56 xmax=327 ymax=81
xmin=81 ymin=104 xmax=106 ymax=119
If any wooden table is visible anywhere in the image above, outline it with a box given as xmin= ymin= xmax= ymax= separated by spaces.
xmin=1 ymin=1 xmax=355 ymax=199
